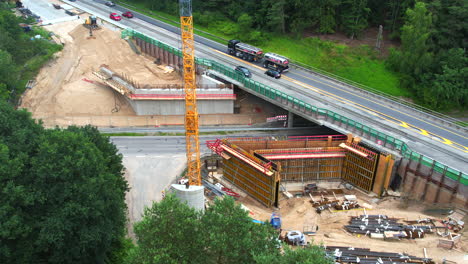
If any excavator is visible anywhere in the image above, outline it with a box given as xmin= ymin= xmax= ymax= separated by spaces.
xmin=84 ymin=16 xmax=98 ymax=29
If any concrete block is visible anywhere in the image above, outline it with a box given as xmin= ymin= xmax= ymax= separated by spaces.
xmin=424 ymin=183 xmax=438 ymax=203
xmin=413 ymin=177 xmax=426 ymax=200
xmin=451 ymin=194 xmax=467 ymax=209
xmin=402 ymin=173 xmax=415 ymax=193
xmin=437 ymin=188 xmax=452 ymax=204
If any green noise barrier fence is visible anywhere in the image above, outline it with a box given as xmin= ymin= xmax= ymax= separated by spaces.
xmin=122 ymin=29 xmax=467 ymax=186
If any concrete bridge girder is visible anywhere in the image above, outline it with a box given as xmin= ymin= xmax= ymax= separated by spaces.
xmin=206 ymin=70 xmax=403 ymax=158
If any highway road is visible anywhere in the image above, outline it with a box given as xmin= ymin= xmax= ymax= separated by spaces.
xmin=86 ymin=1 xmax=467 ymax=146
xmin=51 ymin=1 xmax=467 ymax=171
xmin=66 ymin=0 xmax=468 ymax=155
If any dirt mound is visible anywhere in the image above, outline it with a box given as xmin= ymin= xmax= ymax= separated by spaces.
xmin=21 ymin=23 xmax=182 ymax=120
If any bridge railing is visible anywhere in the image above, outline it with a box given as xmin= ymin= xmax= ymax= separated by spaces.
xmin=122 ymin=29 xmax=468 ymax=186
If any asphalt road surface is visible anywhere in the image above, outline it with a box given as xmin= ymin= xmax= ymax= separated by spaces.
xmin=64 ymin=0 xmax=467 ymax=169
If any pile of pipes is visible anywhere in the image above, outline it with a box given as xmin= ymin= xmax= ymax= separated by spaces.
xmin=311 ymin=194 xmax=360 ymax=214
xmin=345 ymin=215 xmax=436 ymax=239
xmin=324 ymin=246 xmax=434 ymax=264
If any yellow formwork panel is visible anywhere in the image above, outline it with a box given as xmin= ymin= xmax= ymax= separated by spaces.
xmin=342 ymin=145 xmax=378 ymax=192
xmin=223 ymin=156 xmax=278 ymax=207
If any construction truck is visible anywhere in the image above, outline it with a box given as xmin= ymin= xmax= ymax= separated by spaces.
xmin=263 ymin=52 xmax=290 ymax=73
xmin=84 ymin=16 xmax=98 ymax=29
xmin=227 ymin=39 xmax=263 ymax=62
xmin=227 ymin=40 xmax=290 ymax=72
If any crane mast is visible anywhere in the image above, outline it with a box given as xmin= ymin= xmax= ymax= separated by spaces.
xmin=180 ymin=0 xmax=201 ymax=186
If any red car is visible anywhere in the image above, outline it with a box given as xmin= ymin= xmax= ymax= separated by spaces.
xmin=122 ymin=11 xmax=133 ymax=18
xmin=109 ymin=13 xmax=121 ymax=21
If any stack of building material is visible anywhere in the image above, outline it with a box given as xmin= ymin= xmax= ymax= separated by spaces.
xmin=310 ymin=193 xmax=360 ymax=213
xmin=202 ymin=180 xmax=225 ymax=197
xmin=324 ymin=246 xmax=434 ymax=264
xmin=437 ymin=234 xmax=461 ymax=249
xmin=345 ymin=215 xmax=435 ymax=239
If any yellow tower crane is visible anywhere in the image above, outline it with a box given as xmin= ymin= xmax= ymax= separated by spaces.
xmin=179 ymin=0 xmax=201 ymax=186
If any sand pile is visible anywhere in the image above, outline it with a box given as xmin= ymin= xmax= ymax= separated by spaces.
xmin=21 ymin=23 xmax=182 ymax=119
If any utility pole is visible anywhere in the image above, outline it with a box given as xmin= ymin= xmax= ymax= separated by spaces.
xmin=375 ymin=25 xmax=383 ymax=51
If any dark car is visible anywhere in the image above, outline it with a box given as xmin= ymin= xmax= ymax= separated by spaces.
xmin=105 ymin=1 xmax=116 ymax=7
xmin=264 ymin=69 xmax=281 ymax=79
xmin=235 ymin=66 xmax=252 ymax=78
xmin=122 ymin=11 xmax=134 ymax=18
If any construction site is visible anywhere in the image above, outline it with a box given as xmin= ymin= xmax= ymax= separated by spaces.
xmin=200 ymin=134 xmax=467 ymax=263
xmin=20 ymin=15 xmax=282 ymax=128
xmin=18 ymin=1 xmax=467 ymax=263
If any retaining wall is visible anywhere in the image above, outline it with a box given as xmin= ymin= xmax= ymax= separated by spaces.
xmin=398 ymin=158 xmax=467 ymax=208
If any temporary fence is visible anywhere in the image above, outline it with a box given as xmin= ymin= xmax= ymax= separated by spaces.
xmin=122 ymin=29 xmax=467 ymax=186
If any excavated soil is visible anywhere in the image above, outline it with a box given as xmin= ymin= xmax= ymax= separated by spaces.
xmin=20 ymin=21 xmax=183 ymax=122
xmin=20 ymin=20 xmax=275 ymax=127
xmin=235 ymin=189 xmax=467 ymax=263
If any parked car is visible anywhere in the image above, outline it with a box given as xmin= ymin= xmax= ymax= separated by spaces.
xmin=234 ymin=66 xmax=252 ymax=78
xmin=264 ymin=69 xmax=281 ymax=79
xmin=105 ymin=1 xmax=116 ymax=7
xmin=122 ymin=11 xmax=134 ymax=18
xmin=109 ymin=13 xmax=121 ymax=21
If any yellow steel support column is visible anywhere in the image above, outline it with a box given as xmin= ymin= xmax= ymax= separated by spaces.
xmin=181 ymin=15 xmax=201 ymax=186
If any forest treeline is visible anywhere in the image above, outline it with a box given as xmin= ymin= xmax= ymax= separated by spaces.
xmin=127 ymin=0 xmax=467 ymax=110
xmin=0 ymin=4 xmax=62 ymax=104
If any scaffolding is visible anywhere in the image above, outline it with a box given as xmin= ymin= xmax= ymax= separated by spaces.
xmin=207 ymin=135 xmax=393 ymax=207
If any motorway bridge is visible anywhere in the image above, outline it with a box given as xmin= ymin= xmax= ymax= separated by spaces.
xmin=42 ymin=1 xmax=467 ymax=178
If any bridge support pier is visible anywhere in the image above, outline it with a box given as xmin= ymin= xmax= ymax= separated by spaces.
xmin=288 ymin=111 xmax=294 ymax=128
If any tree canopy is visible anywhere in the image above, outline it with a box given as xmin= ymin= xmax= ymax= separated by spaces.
xmin=0 ymin=5 xmax=62 ymax=104
xmin=387 ymin=1 xmax=467 ymax=109
xmin=0 ymin=103 xmax=128 ymax=263
xmin=127 ymin=195 xmax=333 ymax=264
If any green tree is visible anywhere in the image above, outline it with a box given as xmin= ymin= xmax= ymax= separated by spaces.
xmin=387 ymin=2 xmax=433 ymax=83
xmin=385 ymin=0 xmax=415 ymax=37
xmin=428 ymin=0 xmax=468 ymax=50
xmin=287 ymin=0 xmax=315 ymax=38
xmin=314 ymin=0 xmax=339 ymax=34
xmin=238 ymin=13 xmax=254 ymax=36
xmin=254 ymin=244 xmax=333 ymax=264
xmin=128 ymin=194 xmax=204 ymax=264
xmin=266 ymin=0 xmax=286 ymax=34
xmin=340 ymin=0 xmax=370 ymax=39
xmin=421 ymin=48 xmax=468 ymax=108
xmin=128 ymin=196 xmax=279 ymax=264
xmin=201 ymin=197 xmax=278 ymax=264
xmin=0 ymin=103 xmax=128 ymax=263
xmin=0 ymin=49 xmax=16 ymax=100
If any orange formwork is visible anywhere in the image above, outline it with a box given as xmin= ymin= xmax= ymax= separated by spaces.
xmin=207 ymin=135 xmax=393 ymax=207
xmin=208 ymin=139 xmax=280 ymax=207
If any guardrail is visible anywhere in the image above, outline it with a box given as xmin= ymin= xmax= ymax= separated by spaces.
xmin=116 ymin=0 xmax=465 ymax=130
xmin=122 ymin=29 xmax=468 ymax=186
xmin=289 ymin=61 xmax=466 ymax=130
